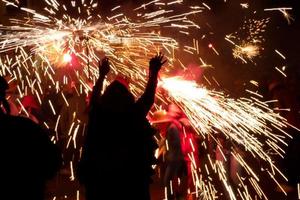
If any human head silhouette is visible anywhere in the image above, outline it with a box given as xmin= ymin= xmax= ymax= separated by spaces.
xmin=0 ymin=75 xmax=10 ymax=114
xmin=114 ymin=75 xmax=129 ymax=89
xmin=100 ymin=79 xmax=134 ymax=112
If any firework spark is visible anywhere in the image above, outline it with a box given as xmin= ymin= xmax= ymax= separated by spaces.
xmin=232 ymin=43 xmax=260 ymax=63
xmin=264 ymin=7 xmax=294 ymax=24
xmin=160 ymin=76 xmax=297 ymax=199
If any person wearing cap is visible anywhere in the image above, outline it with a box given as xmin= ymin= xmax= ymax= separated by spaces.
xmin=152 ymin=104 xmax=187 ymax=200
xmin=78 ymin=54 xmax=166 ymax=200
xmin=151 ymin=104 xmax=200 ymax=200
xmin=0 ymin=75 xmax=62 ymax=200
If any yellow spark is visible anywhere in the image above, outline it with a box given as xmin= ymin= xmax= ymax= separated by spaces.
xmin=43 ymin=122 xmax=50 ymax=129
xmin=275 ymin=66 xmax=287 ymax=77
xmin=70 ymin=161 xmax=75 ymax=181
xmin=240 ymin=3 xmax=249 ymax=9
xmin=77 ymin=190 xmax=80 ymax=200
xmin=264 ymin=7 xmax=294 ymax=24
xmin=68 ymin=122 xmax=75 ymax=136
xmin=16 ymin=98 xmax=29 ymax=117
xmin=275 ymin=49 xmax=286 ymax=60
xmin=54 ymin=115 xmax=61 ymax=133
xmin=48 ymin=100 xmax=56 ymax=115
xmin=202 ymin=3 xmax=211 ymax=10
xmin=61 ymin=92 xmax=70 ymax=107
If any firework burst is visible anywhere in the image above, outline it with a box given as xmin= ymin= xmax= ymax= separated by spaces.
xmin=226 ymin=18 xmax=269 ymax=64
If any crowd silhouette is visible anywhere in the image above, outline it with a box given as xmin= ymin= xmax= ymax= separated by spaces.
xmin=0 ymin=76 xmax=62 ymax=200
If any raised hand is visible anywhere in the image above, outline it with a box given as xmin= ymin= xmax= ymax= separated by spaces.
xmin=98 ymin=57 xmax=110 ymax=77
xmin=149 ymin=53 xmax=167 ymax=75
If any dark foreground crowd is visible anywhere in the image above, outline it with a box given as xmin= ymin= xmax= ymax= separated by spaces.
xmin=0 ymin=54 xmax=166 ymax=200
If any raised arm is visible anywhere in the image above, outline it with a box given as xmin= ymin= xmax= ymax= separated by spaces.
xmin=90 ymin=57 xmax=110 ymax=108
xmin=136 ymin=54 xmax=166 ymax=117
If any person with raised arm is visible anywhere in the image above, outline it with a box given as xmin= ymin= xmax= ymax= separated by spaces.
xmin=78 ymin=54 xmax=166 ymax=200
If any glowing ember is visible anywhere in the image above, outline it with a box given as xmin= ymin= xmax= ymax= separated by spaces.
xmin=63 ymin=53 xmax=72 ymax=63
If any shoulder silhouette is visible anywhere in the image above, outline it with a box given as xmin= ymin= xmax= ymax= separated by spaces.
xmin=0 ymin=75 xmax=62 ymax=200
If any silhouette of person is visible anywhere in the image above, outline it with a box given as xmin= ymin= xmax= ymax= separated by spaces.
xmin=151 ymin=104 xmax=200 ymax=200
xmin=0 ymin=75 xmax=62 ymax=200
xmin=0 ymin=75 xmax=11 ymax=115
xmin=0 ymin=76 xmax=19 ymax=116
xmin=77 ymin=54 xmax=166 ymax=200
